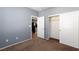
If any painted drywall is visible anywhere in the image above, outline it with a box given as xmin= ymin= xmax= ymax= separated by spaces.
xmin=38 ymin=7 xmax=79 ymax=39
xmin=0 ymin=7 xmax=38 ymax=48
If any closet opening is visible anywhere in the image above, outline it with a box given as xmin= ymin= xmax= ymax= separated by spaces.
xmin=48 ymin=15 xmax=60 ymax=42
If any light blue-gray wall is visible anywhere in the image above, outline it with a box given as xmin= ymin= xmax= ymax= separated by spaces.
xmin=0 ymin=7 xmax=38 ymax=48
xmin=38 ymin=7 xmax=79 ymax=39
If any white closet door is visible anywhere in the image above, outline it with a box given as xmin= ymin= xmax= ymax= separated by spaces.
xmin=60 ymin=12 xmax=74 ymax=47
xmin=60 ymin=11 xmax=79 ymax=48
xmin=37 ymin=16 xmax=44 ymax=38
xmin=73 ymin=11 xmax=79 ymax=48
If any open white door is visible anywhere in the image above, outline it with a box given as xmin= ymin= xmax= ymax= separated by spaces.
xmin=37 ymin=16 xmax=44 ymax=38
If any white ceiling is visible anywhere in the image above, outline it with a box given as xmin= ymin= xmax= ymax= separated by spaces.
xmin=28 ymin=7 xmax=50 ymax=12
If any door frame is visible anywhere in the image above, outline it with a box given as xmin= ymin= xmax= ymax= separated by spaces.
xmin=48 ymin=15 xmax=60 ymax=39
xmin=48 ymin=14 xmax=61 ymax=40
xmin=31 ymin=15 xmax=38 ymax=39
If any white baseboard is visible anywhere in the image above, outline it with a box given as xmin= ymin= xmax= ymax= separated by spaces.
xmin=0 ymin=39 xmax=31 ymax=50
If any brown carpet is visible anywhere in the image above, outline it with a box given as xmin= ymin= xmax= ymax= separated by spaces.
xmin=1 ymin=33 xmax=79 ymax=51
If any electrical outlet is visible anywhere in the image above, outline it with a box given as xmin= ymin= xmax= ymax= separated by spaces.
xmin=6 ymin=39 xmax=9 ymax=42
xmin=16 ymin=37 xmax=19 ymax=40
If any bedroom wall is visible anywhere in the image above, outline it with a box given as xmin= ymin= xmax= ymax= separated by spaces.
xmin=0 ymin=7 xmax=38 ymax=48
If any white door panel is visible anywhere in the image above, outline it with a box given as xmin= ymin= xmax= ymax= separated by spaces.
xmin=37 ymin=16 xmax=44 ymax=38
xmin=73 ymin=11 xmax=79 ymax=48
xmin=60 ymin=11 xmax=79 ymax=48
xmin=60 ymin=12 xmax=74 ymax=43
